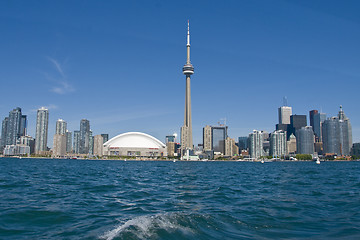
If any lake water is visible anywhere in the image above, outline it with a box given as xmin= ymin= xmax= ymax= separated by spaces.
xmin=0 ymin=158 xmax=359 ymax=239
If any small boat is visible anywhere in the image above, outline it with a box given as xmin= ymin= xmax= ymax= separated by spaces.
xmin=173 ymin=159 xmax=176 ymax=162
xmin=261 ymin=159 xmax=264 ymax=164
xmin=316 ymin=158 xmax=320 ymax=164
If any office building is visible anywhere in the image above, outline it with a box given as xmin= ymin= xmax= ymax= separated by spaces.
xmin=309 ymin=110 xmax=318 ymax=131
xmin=270 ymin=130 xmax=287 ymax=157
xmin=287 ymin=133 xmax=297 ymax=154
xmin=18 ymin=135 xmax=35 ymax=154
xmin=19 ymin=115 xmax=27 ymax=137
xmin=165 ymin=135 xmax=176 ymax=144
xmin=89 ymin=130 xmax=94 ymax=155
xmin=352 ymin=143 xmax=360 ymax=156
xmin=296 ymin=126 xmax=315 ymax=155
xmin=289 ymin=115 xmax=307 ymax=137
xmin=1 ymin=117 xmax=9 ymax=150
xmin=322 ymin=106 xmax=352 ymax=156
xmin=238 ymin=136 xmax=248 ymax=152
xmin=101 ymin=134 xmax=109 ymax=143
xmin=278 ymin=106 xmax=292 ymax=124
xmin=203 ymin=125 xmax=212 ymax=151
xmin=35 ymin=107 xmax=49 ymax=154
xmin=249 ymin=130 xmax=264 ymax=159
xmin=313 ymin=112 xmax=326 ymax=141
xmin=181 ymin=21 xmax=195 ymax=154
xmin=166 ymin=142 xmax=177 ymax=157
xmin=3 ymin=107 xmax=23 ymax=146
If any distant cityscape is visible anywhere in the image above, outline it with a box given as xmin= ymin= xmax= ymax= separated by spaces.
xmin=0 ymin=22 xmax=359 ymax=161
xmin=0 ymin=102 xmax=358 ymax=160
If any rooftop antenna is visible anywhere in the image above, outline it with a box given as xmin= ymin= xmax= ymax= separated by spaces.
xmin=283 ymin=96 xmax=288 ymax=106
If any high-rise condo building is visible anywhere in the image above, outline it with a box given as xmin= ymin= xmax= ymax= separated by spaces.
xmin=55 ymin=119 xmax=67 ymax=135
xmin=180 ymin=21 xmax=194 ymax=155
xmin=1 ymin=117 xmax=9 ymax=150
xmin=278 ymin=106 xmax=292 ymax=125
xmin=249 ymin=130 xmax=264 ymax=159
xmin=165 ymin=135 xmax=176 ymax=144
xmin=73 ymin=130 xmax=80 ymax=154
xmin=225 ymin=137 xmax=238 ymax=157
xmin=35 ymin=107 xmax=49 ymax=154
xmin=19 ymin=115 xmax=27 ymax=137
xmin=66 ymin=130 xmax=72 ymax=153
xmin=79 ymin=119 xmax=90 ymax=154
xmin=101 ymin=134 xmax=109 ymax=143
xmin=296 ymin=126 xmax=315 ymax=155
xmin=270 ymin=130 xmax=287 ymax=157
xmin=93 ymin=134 xmax=104 ymax=157
xmin=203 ymin=125 xmax=212 ymax=151
xmin=238 ymin=136 xmax=249 ymax=152
xmin=53 ymin=134 xmax=66 ymax=157
xmin=89 ymin=130 xmax=94 ymax=155
xmin=6 ymin=107 xmax=22 ymax=145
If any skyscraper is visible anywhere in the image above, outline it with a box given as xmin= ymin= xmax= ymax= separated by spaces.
xmin=296 ymin=126 xmax=315 ymax=155
xmin=278 ymin=106 xmax=292 ymax=124
xmin=270 ymin=130 xmax=287 ymax=157
xmin=73 ymin=130 xmax=80 ymax=154
xmin=249 ymin=130 xmax=264 ymax=159
xmin=313 ymin=112 xmax=326 ymax=141
xmin=202 ymin=125 xmax=228 ymax=154
xmin=55 ymin=119 xmax=67 ymax=135
xmin=238 ymin=136 xmax=249 ymax=152
xmin=66 ymin=130 xmax=72 ymax=153
xmin=7 ymin=107 xmax=22 ymax=145
xmin=93 ymin=134 xmax=104 ymax=157
xmin=203 ymin=125 xmax=212 ymax=151
xmin=309 ymin=110 xmax=318 ymax=131
xmin=19 ymin=115 xmax=27 ymax=137
xmin=180 ymin=21 xmax=194 ymax=154
xmin=289 ymin=115 xmax=307 ymax=137
xmin=1 ymin=117 xmax=9 ymax=150
xmin=79 ymin=119 xmax=90 ymax=154
xmin=322 ymin=106 xmax=352 ymax=156
xmin=35 ymin=107 xmax=49 ymax=154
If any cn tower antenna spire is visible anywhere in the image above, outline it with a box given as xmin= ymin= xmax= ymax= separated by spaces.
xmin=187 ymin=20 xmax=190 ymax=46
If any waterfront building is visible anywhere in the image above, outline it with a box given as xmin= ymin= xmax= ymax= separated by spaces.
xmin=5 ymin=107 xmax=23 ymax=146
xmin=249 ymin=130 xmax=264 ymax=159
xmin=101 ymin=134 xmax=109 ymax=143
xmin=73 ymin=130 xmax=80 ymax=154
xmin=166 ymin=142 xmax=176 ymax=157
xmin=35 ymin=107 xmax=49 ymax=154
xmin=225 ymin=137 xmax=238 ymax=157
xmin=66 ymin=130 xmax=72 ymax=153
xmin=165 ymin=135 xmax=176 ymax=144
xmin=289 ymin=115 xmax=307 ymax=137
xmin=89 ymin=130 xmax=94 ymax=155
xmin=278 ymin=106 xmax=292 ymax=124
xmin=53 ymin=134 xmax=66 ymax=157
xmin=79 ymin=119 xmax=90 ymax=154
xmin=1 ymin=117 xmax=9 ymax=150
xmin=309 ymin=110 xmax=318 ymax=132
xmin=18 ymin=135 xmax=35 ymax=154
xmin=55 ymin=119 xmax=67 ymax=135
xmin=203 ymin=125 xmax=212 ymax=151
xmin=296 ymin=126 xmax=315 ymax=155
xmin=322 ymin=106 xmax=352 ymax=156
xmin=352 ymin=143 xmax=360 ymax=156
xmin=203 ymin=125 xmax=228 ymax=155
xmin=93 ymin=135 xmax=104 ymax=157
xmin=19 ymin=115 xmax=27 ymax=137
xmin=313 ymin=112 xmax=326 ymax=141
xmin=103 ymin=132 xmax=166 ymax=157
xmin=270 ymin=130 xmax=287 ymax=157
xmin=287 ymin=133 xmax=297 ymax=154
xmin=180 ymin=21 xmax=194 ymax=154
xmin=238 ymin=136 xmax=248 ymax=152
xmin=4 ymin=145 xmax=30 ymax=156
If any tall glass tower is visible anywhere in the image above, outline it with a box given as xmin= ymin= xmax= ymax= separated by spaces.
xmin=35 ymin=107 xmax=49 ymax=154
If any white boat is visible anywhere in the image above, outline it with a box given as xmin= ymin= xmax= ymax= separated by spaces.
xmin=261 ymin=159 xmax=264 ymax=164
xmin=316 ymin=158 xmax=320 ymax=164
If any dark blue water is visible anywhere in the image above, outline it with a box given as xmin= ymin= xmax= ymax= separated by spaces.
xmin=0 ymin=158 xmax=359 ymax=239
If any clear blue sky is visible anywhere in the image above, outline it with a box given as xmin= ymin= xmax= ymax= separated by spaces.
xmin=1 ymin=0 xmax=359 ymax=146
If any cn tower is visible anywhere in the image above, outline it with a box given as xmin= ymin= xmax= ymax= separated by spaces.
xmin=181 ymin=20 xmax=194 ymax=154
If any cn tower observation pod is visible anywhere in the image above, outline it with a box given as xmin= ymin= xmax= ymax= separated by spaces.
xmin=103 ymin=132 xmax=167 ymax=157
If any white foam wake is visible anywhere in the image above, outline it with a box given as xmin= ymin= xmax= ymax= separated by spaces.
xmin=101 ymin=213 xmax=194 ymax=240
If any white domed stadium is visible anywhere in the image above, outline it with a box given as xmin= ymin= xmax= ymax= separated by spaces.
xmin=103 ymin=132 xmax=167 ymax=157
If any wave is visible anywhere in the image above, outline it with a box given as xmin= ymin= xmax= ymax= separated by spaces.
xmin=101 ymin=212 xmax=199 ymax=240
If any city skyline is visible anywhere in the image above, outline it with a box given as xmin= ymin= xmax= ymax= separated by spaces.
xmin=1 ymin=1 xmax=360 ymax=145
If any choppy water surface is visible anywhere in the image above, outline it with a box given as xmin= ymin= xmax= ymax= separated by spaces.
xmin=0 ymin=158 xmax=359 ymax=239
